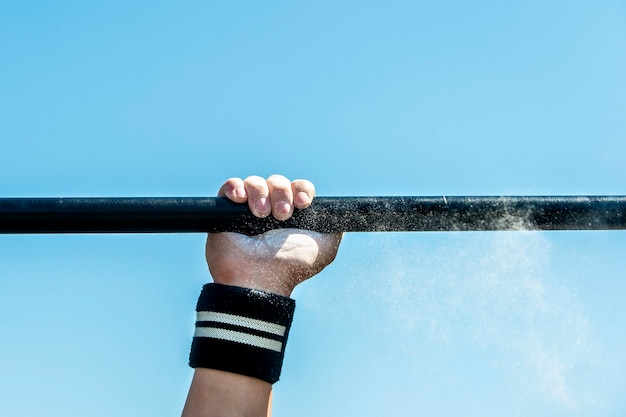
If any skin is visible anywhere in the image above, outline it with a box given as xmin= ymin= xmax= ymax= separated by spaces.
xmin=181 ymin=175 xmax=342 ymax=417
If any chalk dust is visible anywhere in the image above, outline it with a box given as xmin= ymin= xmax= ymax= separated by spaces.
xmin=301 ymin=228 xmax=609 ymax=413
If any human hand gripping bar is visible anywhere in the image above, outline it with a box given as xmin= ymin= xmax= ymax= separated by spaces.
xmin=0 ymin=196 xmax=625 ymax=234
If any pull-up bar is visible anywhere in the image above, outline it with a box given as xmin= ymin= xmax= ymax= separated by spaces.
xmin=1 ymin=196 xmax=624 ymax=234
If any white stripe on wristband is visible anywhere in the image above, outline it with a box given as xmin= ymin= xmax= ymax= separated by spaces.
xmin=194 ymin=327 xmax=283 ymax=352
xmin=196 ymin=311 xmax=287 ymax=336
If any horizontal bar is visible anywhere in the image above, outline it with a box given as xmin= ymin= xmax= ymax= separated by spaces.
xmin=0 ymin=196 xmax=624 ymax=234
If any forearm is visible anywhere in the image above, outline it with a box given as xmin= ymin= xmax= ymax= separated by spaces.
xmin=181 ymin=368 xmax=271 ymax=417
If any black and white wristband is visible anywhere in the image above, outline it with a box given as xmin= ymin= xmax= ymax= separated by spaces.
xmin=189 ymin=283 xmax=296 ymax=384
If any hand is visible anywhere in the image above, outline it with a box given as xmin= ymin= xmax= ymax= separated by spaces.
xmin=205 ymin=175 xmax=342 ymax=296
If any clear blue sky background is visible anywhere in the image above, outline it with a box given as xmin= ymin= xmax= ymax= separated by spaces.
xmin=1 ymin=1 xmax=625 ymax=416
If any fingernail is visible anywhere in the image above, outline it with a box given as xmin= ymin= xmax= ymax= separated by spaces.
xmin=276 ymin=200 xmax=291 ymax=215
xmin=295 ymin=191 xmax=310 ymax=206
xmin=235 ymin=187 xmax=246 ymax=199
xmin=256 ymin=197 xmax=270 ymax=215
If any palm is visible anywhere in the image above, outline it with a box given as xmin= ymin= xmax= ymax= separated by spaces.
xmin=206 ymin=229 xmax=342 ymax=296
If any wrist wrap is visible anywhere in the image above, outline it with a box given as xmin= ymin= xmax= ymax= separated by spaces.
xmin=189 ymin=283 xmax=296 ymax=384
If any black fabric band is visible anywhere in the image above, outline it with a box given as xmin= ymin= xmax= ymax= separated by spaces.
xmin=189 ymin=283 xmax=296 ymax=384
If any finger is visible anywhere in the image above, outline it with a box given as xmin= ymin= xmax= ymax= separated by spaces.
xmin=291 ymin=179 xmax=316 ymax=209
xmin=267 ymin=174 xmax=294 ymax=221
xmin=217 ymin=177 xmax=247 ymax=203
xmin=244 ymin=175 xmax=271 ymax=218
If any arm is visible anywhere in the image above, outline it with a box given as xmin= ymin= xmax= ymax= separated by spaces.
xmin=181 ymin=175 xmax=342 ymax=417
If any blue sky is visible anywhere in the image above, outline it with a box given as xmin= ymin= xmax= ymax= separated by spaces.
xmin=1 ymin=1 xmax=625 ymax=416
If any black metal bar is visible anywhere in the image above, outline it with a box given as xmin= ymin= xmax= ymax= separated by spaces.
xmin=0 ymin=196 xmax=624 ymax=234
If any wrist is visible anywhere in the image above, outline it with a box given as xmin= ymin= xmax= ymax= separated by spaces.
xmin=212 ymin=276 xmax=295 ymax=297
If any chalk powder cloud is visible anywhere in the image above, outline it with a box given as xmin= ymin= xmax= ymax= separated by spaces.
xmin=1 ymin=1 xmax=625 ymax=416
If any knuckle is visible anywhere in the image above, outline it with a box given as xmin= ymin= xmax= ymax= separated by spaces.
xmin=244 ymin=176 xmax=269 ymax=196
xmin=245 ymin=175 xmax=266 ymax=186
xmin=267 ymin=176 xmax=292 ymax=197
xmin=293 ymin=179 xmax=315 ymax=194
xmin=267 ymin=174 xmax=290 ymax=183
